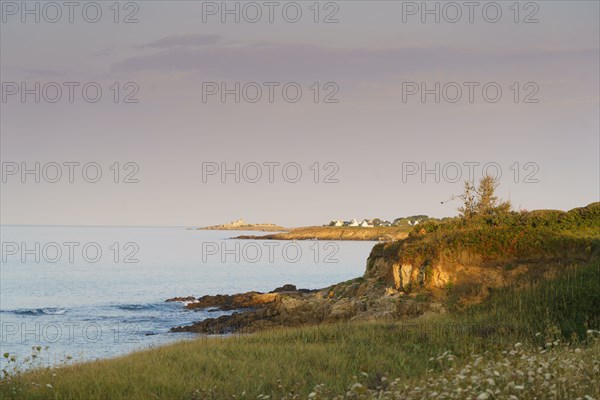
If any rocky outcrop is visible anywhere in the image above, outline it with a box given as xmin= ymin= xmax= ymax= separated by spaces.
xmin=171 ymin=289 xmax=325 ymax=334
xmin=272 ymin=284 xmax=298 ymax=292
xmin=170 ymin=281 xmax=443 ymax=334
xmin=189 ymin=292 xmax=279 ymax=311
xmin=165 ymin=296 xmax=197 ymax=303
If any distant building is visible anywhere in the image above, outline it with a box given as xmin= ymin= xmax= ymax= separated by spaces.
xmin=330 ymin=216 xmax=432 ymax=228
xmin=327 ymin=218 xmax=394 ymax=227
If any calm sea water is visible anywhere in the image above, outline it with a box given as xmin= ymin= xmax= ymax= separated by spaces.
xmin=0 ymin=226 xmax=373 ymax=370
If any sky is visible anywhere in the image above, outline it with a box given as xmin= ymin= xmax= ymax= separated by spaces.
xmin=1 ymin=1 xmax=599 ymax=227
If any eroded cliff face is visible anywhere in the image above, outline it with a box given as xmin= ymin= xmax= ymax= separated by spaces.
xmin=362 ymin=240 xmax=597 ymax=305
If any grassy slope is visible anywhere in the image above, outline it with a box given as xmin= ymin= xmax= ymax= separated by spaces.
xmin=2 ymin=259 xmax=598 ymax=399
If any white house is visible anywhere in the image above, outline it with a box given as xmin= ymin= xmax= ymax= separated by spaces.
xmin=328 ymin=218 xmax=391 ymax=227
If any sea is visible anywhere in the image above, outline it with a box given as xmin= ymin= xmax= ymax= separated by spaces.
xmin=0 ymin=225 xmax=374 ymax=370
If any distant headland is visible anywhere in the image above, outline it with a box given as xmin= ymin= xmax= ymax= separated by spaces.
xmin=196 ymin=218 xmax=287 ymax=232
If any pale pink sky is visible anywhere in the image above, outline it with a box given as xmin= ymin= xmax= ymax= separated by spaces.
xmin=1 ymin=1 xmax=598 ymax=226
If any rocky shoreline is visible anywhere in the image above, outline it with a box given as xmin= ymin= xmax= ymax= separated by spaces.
xmin=168 ymin=281 xmax=443 ymax=334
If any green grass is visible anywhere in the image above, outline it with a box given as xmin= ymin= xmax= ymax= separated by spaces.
xmin=461 ymin=260 xmax=600 ymax=340
xmin=2 ymin=259 xmax=599 ymax=400
xmin=371 ymin=203 xmax=600 ymax=276
xmin=0 ymin=322 xmax=497 ymax=399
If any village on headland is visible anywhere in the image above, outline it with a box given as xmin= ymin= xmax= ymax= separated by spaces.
xmin=327 ymin=215 xmax=432 ymax=228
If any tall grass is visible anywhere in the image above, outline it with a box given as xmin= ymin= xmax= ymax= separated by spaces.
xmin=1 ymin=260 xmax=598 ymax=399
xmin=459 ymin=261 xmax=600 ymax=339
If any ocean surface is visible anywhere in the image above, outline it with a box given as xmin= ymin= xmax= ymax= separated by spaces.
xmin=0 ymin=225 xmax=374 ymax=370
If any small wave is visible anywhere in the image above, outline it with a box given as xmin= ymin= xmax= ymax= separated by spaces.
xmin=9 ymin=307 xmax=67 ymax=316
xmin=115 ymin=303 xmax=161 ymax=311
xmin=116 ymin=304 xmax=149 ymax=311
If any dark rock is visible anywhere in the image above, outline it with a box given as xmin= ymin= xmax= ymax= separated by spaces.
xmin=171 ymin=310 xmax=277 ymax=334
xmin=272 ymin=284 xmax=297 ymax=293
xmin=170 ymin=294 xmax=330 ymax=334
xmin=165 ymin=296 xmax=197 ymax=303
xmin=186 ymin=292 xmax=279 ymax=311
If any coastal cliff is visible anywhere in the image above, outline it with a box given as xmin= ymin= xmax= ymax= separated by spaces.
xmin=172 ymin=203 xmax=600 ymax=334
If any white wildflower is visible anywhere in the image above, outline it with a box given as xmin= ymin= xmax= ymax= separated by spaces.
xmin=350 ymin=383 xmax=366 ymax=394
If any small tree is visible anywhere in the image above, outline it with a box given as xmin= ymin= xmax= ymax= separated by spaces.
xmin=454 ymin=175 xmax=511 ymax=219
xmin=457 ymin=181 xmax=477 ymax=219
xmin=475 ymin=175 xmax=499 ymax=215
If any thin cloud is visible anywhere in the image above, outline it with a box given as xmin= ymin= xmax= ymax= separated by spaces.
xmin=112 ymin=40 xmax=599 ymax=83
xmin=138 ymin=33 xmax=221 ymax=49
